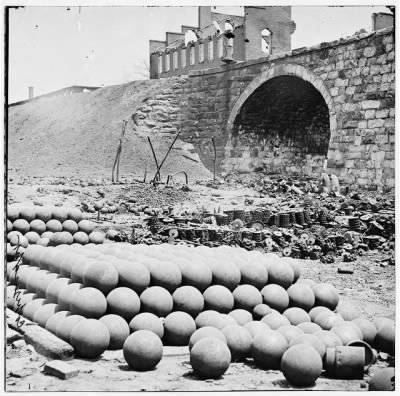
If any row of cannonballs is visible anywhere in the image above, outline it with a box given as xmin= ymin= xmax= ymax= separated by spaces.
xmin=7 ymin=204 xmax=106 ymax=248
xmin=6 ymin=243 xmax=394 ymax=386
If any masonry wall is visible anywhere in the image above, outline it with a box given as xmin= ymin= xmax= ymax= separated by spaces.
xmin=178 ymin=28 xmax=395 ymax=188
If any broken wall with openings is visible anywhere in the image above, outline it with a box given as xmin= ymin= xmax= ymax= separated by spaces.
xmin=229 ymin=76 xmax=330 ymax=176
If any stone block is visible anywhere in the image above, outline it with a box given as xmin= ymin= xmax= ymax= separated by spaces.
xmin=370 ymin=151 xmax=385 ymax=162
xmin=345 ymin=160 xmax=355 ymax=168
xmin=328 ymin=70 xmax=339 ymax=79
xmin=383 ymin=160 xmax=395 ymax=169
xmin=358 ymin=120 xmax=367 ymax=129
xmin=365 ymin=110 xmax=376 ymax=119
xmin=361 ymin=100 xmax=380 ymax=109
xmin=363 ymin=47 xmax=376 ymax=57
xmin=43 ymin=360 xmax=79 ymax=380
xmin=386 ymin=178 xmax=395 ymax=188
xmin=376 ymin=109 xmax=389 ymax=118
xmin=353 ymin=136 xmax=362 ymax=146
xmin=384 ymin=118 xmax=395 ymax=127
xmin=345 ymin=86 xmax=355 ymax=95
xmin=373 ymin=75 xmax=382 ymax=84
xmin=366 ymin=84 xmax=378 ymax=93
xmin=335 ymin=78 xmax=348 ymax=87
xmin=352 ymin=77 xmax=362 ymax=85
xmin=329 ymin=87 xmax=339 ymax=96
xmin=376 ymin=135 xmax=389 ymax=144
xmin=367 ymin=119 xmax=385 ymax=128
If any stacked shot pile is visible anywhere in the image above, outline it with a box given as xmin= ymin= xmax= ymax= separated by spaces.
xmin=7 ymin=205 xmax=104 ymax=254
xmin=6 ymin=243 xmax=394 ymax=385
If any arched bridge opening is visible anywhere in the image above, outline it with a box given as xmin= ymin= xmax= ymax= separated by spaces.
xmin=227 ymin=75 xmax=332 ymax=176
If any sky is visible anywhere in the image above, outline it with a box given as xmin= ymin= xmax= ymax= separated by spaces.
xmin=7 ymin=4 xmax=391 ymax=103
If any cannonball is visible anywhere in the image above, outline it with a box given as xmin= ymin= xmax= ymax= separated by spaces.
xmin=289 ymin=333 xmax=326 ymax=359
xmin=7 ymin=219 xmax=13 ymax=232
xmin=312 ymin=283 xmax=339 ymax=311
xmin=78 ymin=220 xmax=96 ymax=234
xmin=314 ymin=311 xmax=344 ymax=330
xmin=147 ymin=260 xmax=182 ymax=293
xmin=252 ymin=330 xmax=288 ymax=369
xmin=282 ymin=257 xmax=302 ymax=282
xmin=22 ymin=298 xmax=47 ymax=320
xmin=195 ymin=310 xmax=226 ymax=330
xmin=22 ymin=245 xmax=44 ymax=266
xmin=297 ymin=322 xmax=323 ymax=334
xmin=266 ymin=259 xmax=294 ymax=289
xmin=203 ymin=285 xmax=234 ymax=314
xmin=172 ymin=286 xmax=204 ymax=317
xmin=261 ymin=284 xmax=289 ymax=313
xmin=123 ymin=330 xmax=163 ymax=371
xmin=7 ymin=230 xmax=23 ymax=243
xmin=368 ymin=368 xmax=395 ymax=391
xmin=106 ymin=287 xmax=140 ymax=322
xmin=375 ymin=320 xmax=395 ymax=355
xmin=252 ymin=303 xmax=273 ymax=320
xmin=62 ymin=220 xmax=79 ymax=234
xmin=331 ymin=322 xmax=363 ymax=345
xmin=129 ymin=312 xmax=164 ymax=338
xmin=36 ymin=237 xmax=50 ymax=247
xmin=52 ymin=207 xmax=68 ymax=223
xmin=70 ymin=319 xmax=110 ymax=358
xmin=10 ymin=234 xmax=29 ymax=248
xmin=46 ymin=277 xmax=71 ymax=303
xmin=13 ymin=292 xmax=36 ymax=312
xmin=209 ymin=260 xmax=241 ymax=291
xmin=12 ymin=219 xmax=30 ymax=235
xmin=352 ymin=318 xmax=377 ymax=346
xmin=244 ymin=321 xmax=271 ymax=338
xmin=262 ymin=312 xmax=291 ymax=330
xmin=189 ymin=327 xmax=226 ymax=351
xmin=24 ymin=231 xmax=40 ymax=244
xmin=50 ymin=231 xmax=74 ymax=246
xmin=82 ymin=260 xmax=119 ymax=294
xmin=68 ymin=208 xmax=83 ymax=222
xmin=73 ymin=231 xmax=89 ymax=245
xmin=219 ymin=313 xmax=237 ymax=328
xmin=15 ymin=266 xmax=40 ymax=289
xmin=239 ymin=261 xmax=268 ymax=289
xmin=277 ymin=325 xmax=304 ymax=344
xmin=115 ymin=259 xmax=150 ymax=294
xmin=99 ymin=314 xmax=130 ymax=350
xmin=281 ymin=344 xmax=323 ymax=387
xmin=41 ymin=231 xmax=54 ymax=240
xmin=32 ymin=272 xmax=60 ymax=298
xmin=164 ymin=311 xmax=196 ymax=346
xmin=19 ymin=206 xmax=36 ymax=222
xmin=55 ymin=314 xmax=86 ymax=342
xmin=70 ymin=287 xmax=108 ymax=318
xmin=283 ymin=307 xmax=311 ymax=326
xmin=287 ymin=283 xmax=315 ymax=312
xmin=232 ymin=284 xmax=262 ymax=312
xmin=309 ymin=306 xmax=332 ymax=322
xmin=25 ymin=269 xmax=51 ymax=294
xmin=179 ymin=260 xmax=212 ymax=292
xmin=140 ymin=286 xmax=173 ymax=317
xmin=88 ymin=231 xmax=106 ymax=244
xmin=221 ymin=325 xmax=252 ymax=361
xmin=33 ymin=303 xmax=60 ymax=327
xmin=228 ymin=309 xmax=253 ymax=326
xmin=45 ymin=311 xmax=71 ymax=334
xmin=7 ymin=205 xmax=19 ymax=221
xmin=35 ymin=207 xmax=52 ymax=222
xmin=30 ymin=219 xmax=46 ymax=235
xmin=46 ymin=219 xmax=63 ymax=233
xmin=190 ymin=337 xmax=231 ymax=379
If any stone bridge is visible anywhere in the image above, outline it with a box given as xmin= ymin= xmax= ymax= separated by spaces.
xmin=138 ymin=27 xmax=394 ymax=188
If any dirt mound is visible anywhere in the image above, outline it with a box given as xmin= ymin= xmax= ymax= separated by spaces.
xmin=7 ymin=79 xmax=212 ymax=181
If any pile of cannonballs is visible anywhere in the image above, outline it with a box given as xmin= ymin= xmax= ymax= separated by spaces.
xmin=7 ymin=205 xmax=105 ymax=254
xmin=6 ymin=243 xmax=395 ymax=387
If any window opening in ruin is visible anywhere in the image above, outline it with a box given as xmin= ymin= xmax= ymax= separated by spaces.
xmin=158 ymin=55 xmax=162 ymax=74
xmin=218 ymin=37 xmax=224 ymax=58
xmin=208 ymin=39 xmax=214 ymax=60
xmin=261 ymin=28 xmax=272 ymax=55
xmin=173 ymin=51 xmax=178 ymax=69
xmin=190 ymin=46 xmax=195 ymax=65
xmin=199 ymin=43 xmax=204 ymax=63
xmin=165 ymin=53 xmax=170 ymax=71
xmin=181 ymin=48 xmax=186 ymax=68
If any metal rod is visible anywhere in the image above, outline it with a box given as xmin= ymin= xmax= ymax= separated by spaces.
xmin=152 ymin=129 xmax=182 ymax=183
xmin=147 ymin=137 xmax=161 ymax=181
xmin=211 ymin=136 xmax=217 ymax=181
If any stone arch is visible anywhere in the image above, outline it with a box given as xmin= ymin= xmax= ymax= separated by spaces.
xmin=226 ymin=63 xmax=337 ymax=136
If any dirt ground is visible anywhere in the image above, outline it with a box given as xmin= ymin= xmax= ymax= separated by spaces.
xmin=5 ymin=178 xmax=395 ymax=392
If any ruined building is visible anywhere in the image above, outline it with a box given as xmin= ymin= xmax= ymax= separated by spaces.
xmin=149 ymin=6 xmax=296 ymax=79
